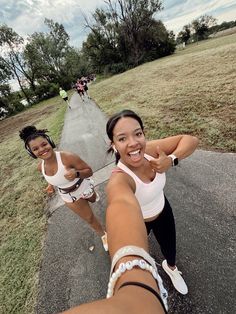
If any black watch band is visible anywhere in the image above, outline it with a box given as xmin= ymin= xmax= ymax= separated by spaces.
xmin=76 ymin=171 xmax=80 ymax=178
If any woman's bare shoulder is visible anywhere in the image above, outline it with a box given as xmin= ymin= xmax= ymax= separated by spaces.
xmin=106 ymin=170 xmax=135 ymax=196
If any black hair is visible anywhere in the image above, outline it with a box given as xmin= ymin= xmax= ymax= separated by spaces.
xmin=106 ymin=109 xmax=144 ymax=164
xmin=19 ymin=125 xmax=55 ymax=158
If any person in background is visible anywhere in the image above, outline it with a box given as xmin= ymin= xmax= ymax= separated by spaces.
xmin=59 ymin=87 xmax=71 ymax=109
xmin=81 ymin=77 xmax=90 ymax=99
xmin=19 ymin=125 xmax=108 ymax=251
xmin=75 ymin=79 xmax=85 ymax=102
xmin=105 ymin=109 xmax=199 ymax=295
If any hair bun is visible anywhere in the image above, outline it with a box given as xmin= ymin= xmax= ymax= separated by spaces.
xmin=19 ymin=125 xmax=38 ymax=141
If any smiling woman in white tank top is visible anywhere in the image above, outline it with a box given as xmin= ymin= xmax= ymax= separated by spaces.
xmin=19 ymin=125 xmax=108 ymax=251
xmin=106 ymin=109 xmax=199 ymax=295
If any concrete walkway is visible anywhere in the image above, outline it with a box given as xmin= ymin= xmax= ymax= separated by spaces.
xmin=36 ymin=93 xmax=236 ymax=314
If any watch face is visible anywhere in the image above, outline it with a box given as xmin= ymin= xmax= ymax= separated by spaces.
xmin=173 ymin=158 xmax=179 ymax=166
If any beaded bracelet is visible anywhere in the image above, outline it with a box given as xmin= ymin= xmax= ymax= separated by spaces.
xmin=107 ymin=259 xmax=159 ymax=298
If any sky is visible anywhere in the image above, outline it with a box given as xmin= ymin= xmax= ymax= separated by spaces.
xmin=0 ymin=0 xmax=236 ymax=48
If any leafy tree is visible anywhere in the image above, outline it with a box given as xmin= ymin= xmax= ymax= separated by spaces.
xmin=107 ymin=0 xmax=163 ymax=64
xmin=0 ymin=24 xmax=33 ymax=103
xmin=191 ymin=15 xmax=217 ymax=41
xmin=177 ymin=24 xmax=191 ymax=44
xmin=24 ymin=19 xmax=82 ymax=99
xmin=25 ymin=19 xmax=70 ymax=85
xmin=0 ymin=82 xmax=24 ymax=117
xmin=83 ymin=0 xmax=175 ymax=73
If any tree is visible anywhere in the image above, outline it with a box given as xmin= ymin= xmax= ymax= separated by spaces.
xmin=24 ymin=19 xmax=82 ymax=99
xmin=100 ymin=0 xmax=164 ymax=65
xmin=191 ymin=15 xmax=217 ymax=41
xmin=25 ymin=19 xmax=71 ymax=86
xmin=0 ymin=24 xmax=32 ymax=103
xmin=82 ymin=0 xmax=175 ymax=73
xmin=177 ymin=24 xmax=191 ymax=44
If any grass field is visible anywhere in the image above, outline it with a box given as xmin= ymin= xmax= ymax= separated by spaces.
xmin=0 ymin=96 xmax=67 ymax=313
xmin=0 ymin=34 xmax=235 ymax=313
xmin=90 ymin=33 xmax=236 ymax=152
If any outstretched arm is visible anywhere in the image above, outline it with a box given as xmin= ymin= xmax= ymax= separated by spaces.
xmin=60 ymin=175 xmax=165 ymax=314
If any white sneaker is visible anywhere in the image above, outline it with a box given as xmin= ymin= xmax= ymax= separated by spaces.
xmin=101 ymin=232 xmax=108 ymax=251
xmin=162 ymin=260 xmax=188 ymax=295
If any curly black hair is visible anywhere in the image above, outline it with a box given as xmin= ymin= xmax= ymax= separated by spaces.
xmin=19 ymin=125 xmax=49 ymax=144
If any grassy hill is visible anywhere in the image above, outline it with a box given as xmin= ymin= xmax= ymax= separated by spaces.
xmin=90 ymin=33 xmax=236 ymax=152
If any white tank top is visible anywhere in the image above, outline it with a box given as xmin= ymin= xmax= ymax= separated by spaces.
xmin=117 ymin=154 xmax=166 ymax=219
xmin=41 ymin=151 xmax=78 ymax=188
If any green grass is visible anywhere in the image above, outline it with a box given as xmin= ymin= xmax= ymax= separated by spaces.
xmin=90 ymin=33 xmax=236 ymax=152
xmin=0 ymin=95 xmax=66 ymax=314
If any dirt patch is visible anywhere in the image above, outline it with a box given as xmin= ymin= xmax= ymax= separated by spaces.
xmin=0 ymin=104 xmax=60 ymax=143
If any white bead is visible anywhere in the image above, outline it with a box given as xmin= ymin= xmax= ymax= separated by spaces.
xmin=108 ymin=282 xmax=112 ymax=289
xmin=132 ymin=259 xmax=139 ymax=267
xmin=139 ymin=259 xmax=146 ymax=269
xmin=111 ymin=272 xmax=117 ymax=280
xmin=119 ymin=263 xmax=126 ymax=273
xmin=117 ymin=270 xmax=122 ymax=277
xmin=107 ymin=258 xmax=162 ymax=300
xmin=125 ymin=261 xmax=133 ymax=270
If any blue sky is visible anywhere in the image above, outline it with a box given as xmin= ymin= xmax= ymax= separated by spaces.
xmin=0 ymin=0 xmax=236 ymax=48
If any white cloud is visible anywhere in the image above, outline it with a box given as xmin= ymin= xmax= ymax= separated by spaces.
xmin=158 ymin=0 xmax=236 ymax=34
xmin=0 ymin=0 xmax=105 ymax=46
xmin=1 ymin=0 xmax=236 ymax=46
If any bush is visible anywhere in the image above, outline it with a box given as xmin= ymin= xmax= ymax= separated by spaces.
xmin=35 ymin=82 xmax=59 ymax=101
xmin=104 ymin=63 xmax=129 ymax=75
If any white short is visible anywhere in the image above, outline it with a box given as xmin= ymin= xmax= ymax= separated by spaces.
xmin=58 ymin=178 xmax=95 ymax=203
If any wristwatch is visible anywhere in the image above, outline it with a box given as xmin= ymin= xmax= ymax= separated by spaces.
xmin=168 ymin=154 xmax=179 ymax=167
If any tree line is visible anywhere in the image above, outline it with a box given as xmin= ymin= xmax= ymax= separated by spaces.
xmin=176 ymin=15 xmax=236 ymax=44
xmin=0 ymin=0 xmax=235 ymax=118
xmin=0 ymin=0 xmax=176 ymax=117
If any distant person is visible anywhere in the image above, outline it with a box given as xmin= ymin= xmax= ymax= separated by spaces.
xmin=59 ymin=87 xmax=71 ymax=109
xmin=75 ymin=79 xmax=85 ymax=102
xmin=81 ymin=77 xmax=91 ymax=99
xmin=105 ymin=109 xmax=199 ymax=295
xmin=19 ymin=126 xmax=108 ymax=251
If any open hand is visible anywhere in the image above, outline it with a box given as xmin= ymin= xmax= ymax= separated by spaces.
xmin=149 ymin=146 xmax=172 ymax=173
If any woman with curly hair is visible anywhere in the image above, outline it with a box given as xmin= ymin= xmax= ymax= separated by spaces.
xmin=19 ymin=125 xmax=108 ymax=251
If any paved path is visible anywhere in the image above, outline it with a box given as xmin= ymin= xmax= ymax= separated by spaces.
xmin=36 ymin=93 xmax=236 ymax=314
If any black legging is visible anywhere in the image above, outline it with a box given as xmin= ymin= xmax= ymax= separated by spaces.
xmin=145 ymin=196 xmax=176 ymax=267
